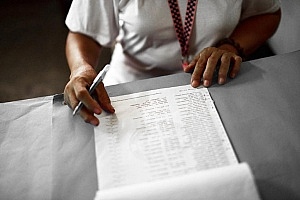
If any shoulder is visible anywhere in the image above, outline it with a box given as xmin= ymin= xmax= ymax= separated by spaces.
xmin=241 ymin=0 xmax=281 ymax=19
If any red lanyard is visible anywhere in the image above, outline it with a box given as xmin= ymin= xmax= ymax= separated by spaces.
xmin=167 ymin=0 xmax=198 ymax=68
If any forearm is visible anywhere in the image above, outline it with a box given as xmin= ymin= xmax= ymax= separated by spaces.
xmin=226 ymin=9 xmax=281 ymax=56
xmin=66 ymin=31 xmax=102 ymax=77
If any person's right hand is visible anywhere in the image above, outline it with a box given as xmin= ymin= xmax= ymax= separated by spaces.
xmin=64 ymin=66 xmax=115 ymax=126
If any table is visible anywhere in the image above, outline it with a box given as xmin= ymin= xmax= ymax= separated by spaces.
xmin=1 ymin=51 xmax=300 ymax=200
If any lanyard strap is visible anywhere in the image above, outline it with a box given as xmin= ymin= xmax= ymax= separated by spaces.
xmin=167 ymin=0 xmax=198 ymax=68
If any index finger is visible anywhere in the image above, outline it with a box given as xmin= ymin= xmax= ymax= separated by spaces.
xmin=74 ymin=83 xmax=102 ymax=114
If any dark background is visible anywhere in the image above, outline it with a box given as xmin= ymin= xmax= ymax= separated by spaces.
xmin=0 ymin=0 xmax=111 ymax=102
xmin=0 ymin=0 xmax=70 ymax=102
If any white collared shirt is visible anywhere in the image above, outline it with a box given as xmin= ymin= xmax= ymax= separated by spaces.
xmin=66 ymin=0 xmax=280 ymax=85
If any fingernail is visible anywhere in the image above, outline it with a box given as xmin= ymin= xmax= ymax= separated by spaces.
xmin=191 ymin=80 xmax=198 ymax=88
xmin=109 ymin=105 xmax=115 ymax=113
xmin=218 ymin=78 xmax=225 ymax=85
xmin=94 ymin=108 xmax=101 ymax=114
xmin=203 ymin=80 xmax=210 ymax=87
xmin=90 ymin=119 xmax=99 ymax=126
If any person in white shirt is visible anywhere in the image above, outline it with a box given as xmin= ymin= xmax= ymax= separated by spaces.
xmin=64 ymin=0 xmax=281 ymax=126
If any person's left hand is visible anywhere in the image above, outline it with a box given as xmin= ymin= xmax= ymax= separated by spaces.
xmin=184 ymin=47 xmax=242 ymax=87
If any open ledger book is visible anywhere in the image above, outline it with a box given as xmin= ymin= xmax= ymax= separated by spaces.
xmin=93 ymin=85 xmax=260 ymax=200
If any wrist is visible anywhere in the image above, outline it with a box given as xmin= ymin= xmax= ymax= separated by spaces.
xmin=215 ymin=38 xmax=245 ymax=60
xmin=70 ymin=64 xmax=95 ymax=79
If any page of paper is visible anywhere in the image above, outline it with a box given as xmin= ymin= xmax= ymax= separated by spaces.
xmin=95 ymin=163 xmax=261 ymax=200
xmin=94 ymin=85 xmax=238 ymax=190
xmin=0 ymin=96 xmax=53 ymax=200
xmin=51 ymin=95 xmax=98 ymax=200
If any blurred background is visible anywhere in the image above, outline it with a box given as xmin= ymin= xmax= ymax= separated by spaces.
xmin=0 ymin=0 xmax=111 ymax=102
xmin=0 ymin=0 xmax=299 ymax=102
xmin=0 ymin=0 xmax=70 ymax=102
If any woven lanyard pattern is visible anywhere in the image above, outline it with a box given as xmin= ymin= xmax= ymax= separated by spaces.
xmin=167 ymin=0 xmax=198 ymax=65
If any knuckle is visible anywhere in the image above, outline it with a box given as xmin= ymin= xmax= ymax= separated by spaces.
xmin=193 ymin=64 xmax=205 ymax=78
xmin=196 ymin=62 xmax=206 ymax=71
xmin=191 ymin=72 xmax=201 ymax=81
xmin=196 ymin=54 xmax=209 ymax=66
xmin=191 ymin=73 xmax=201 ymax=82
xmin=203 ymin=71 xmax=212 ymax=80
xmin=204 ymin=47 xmax=216 ymax=52
xmin=218 ymin=69 xmax=227 ymax=77
xmin=221 ymin=54 xmax=231 ymax=62
xmin=207 ymin=56 xmax=218 ymax=64
xmin=208 ymin=52 xmax=222 ymax=63
xmin=220 ymin=64 xmax=229 ymax=72
xmin=203 ymin=47 xmax=210 ymax=52
xmin=76 ymin=88 xmax=87 ymax=99
xmin=64 ymin=81 xmax=73 ymax=93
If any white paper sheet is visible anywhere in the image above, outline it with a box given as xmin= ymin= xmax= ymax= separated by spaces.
xmin=94 ymin=85 xmax=239 ymax=192
xmin=0 ymin=96 xmax=53 ymax=200
xmin=51 ymin=95 xmax=98 ymax=200
xmin=94 ymin=163 xmax=260 ymax=200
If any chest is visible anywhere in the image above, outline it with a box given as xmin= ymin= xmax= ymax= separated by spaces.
xmin=118 ymin=0 xmax=242 ymax=40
